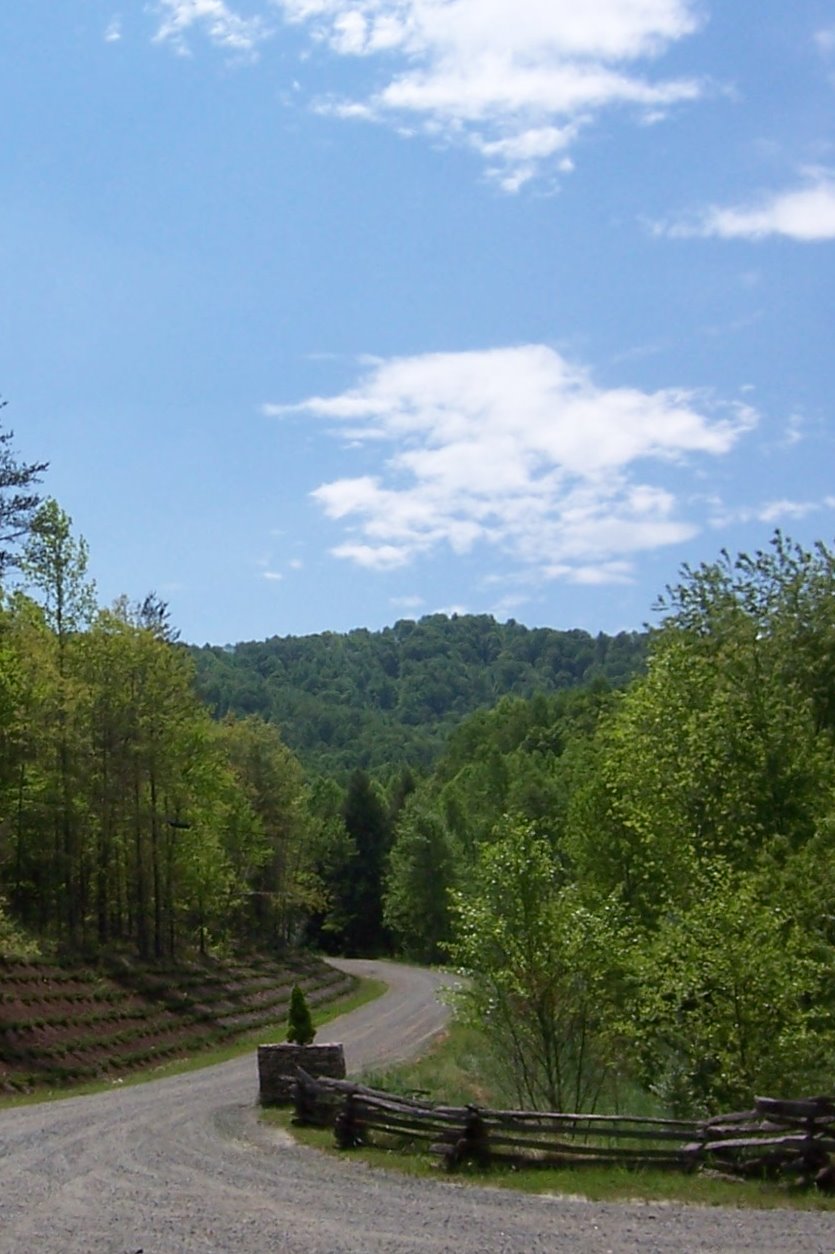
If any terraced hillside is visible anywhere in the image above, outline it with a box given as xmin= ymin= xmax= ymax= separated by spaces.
xmin=0 ymin=951 xmax=355 ymax=1093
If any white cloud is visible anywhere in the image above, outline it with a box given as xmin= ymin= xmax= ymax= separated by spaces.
xmin=312 ymin=0 xmax=704 ymax=186
xmin=781 ymin=415 xmax=805 ymax=447
xmin=544 ymin=560 xmax=635 ymax=585
xmin=152 ymin=0 xmax=703 ymax=185
xmin=153 ymin=0 xmax=268 ymax=55
xmin=657 ymin=171 xmax=835 ymax=241
xmin=709 ymin=497 xmax=830 ymax=528
xmin=265 ymin=344 xmax=756 ymax=583
xmin=331 ymin=541 xmax=412 ymax=569
xmin=105 ymin=17 xmax=123 ymax=43
xmin=815 ymin=27 xmax=835 ymax=56
xmin=755 ymin=499 xmax=817 ymax=525
xmin=262 ymin=569 xmax=284 ymax=580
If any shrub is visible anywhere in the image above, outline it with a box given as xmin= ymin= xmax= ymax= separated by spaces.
xmin=286 ymin=984 xmax=315 ymax=1046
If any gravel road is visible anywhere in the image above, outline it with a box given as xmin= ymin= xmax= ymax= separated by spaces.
xmin=1 ymin=958 xmax=832 ymax=1253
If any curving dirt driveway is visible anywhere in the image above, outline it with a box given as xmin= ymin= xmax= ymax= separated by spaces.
xmin=0 ymin=959 xmax=832 ymax=1253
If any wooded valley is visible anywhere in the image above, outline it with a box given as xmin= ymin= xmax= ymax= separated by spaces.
xmin=1 ymin=422 xmax=833 ymax=1119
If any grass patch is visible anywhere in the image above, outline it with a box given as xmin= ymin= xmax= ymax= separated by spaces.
xmin=0 ymin=974 xmax=387 ymax=1109
xmin=360 ymin=1021 xmax=503 ymax=1107
xmin=272 ymin=1112 xmax=835 ymax=1210
xmin=268 ymin=1020 xmax=835 ymax=1213
xmin=359 ymin=1020 xmax=667 ymax=1119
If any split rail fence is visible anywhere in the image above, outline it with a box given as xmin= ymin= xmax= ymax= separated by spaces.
xmin=293 ymin=1070 xmax=835 ymax=1188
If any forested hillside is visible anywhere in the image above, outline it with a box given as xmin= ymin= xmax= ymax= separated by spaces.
xmin=189 ymin=616 xmax=646 ymax=774
xmin=0 ymin=455 xmax=646 ymax=967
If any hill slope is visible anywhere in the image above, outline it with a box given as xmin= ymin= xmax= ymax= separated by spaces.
xmin=190 ymin=614 xmax=646 ymax=774
xmin=0 ymin=952 xmax=355 ymax=1093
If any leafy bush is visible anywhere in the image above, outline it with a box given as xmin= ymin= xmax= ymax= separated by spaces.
xmin=0 ymin=896 xmax=40 ymax=959
xmin=286 ymin=984 xmax=315 ymax=1045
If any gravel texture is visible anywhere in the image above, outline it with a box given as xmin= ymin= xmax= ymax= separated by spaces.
xmin=1 ymin=958 xmax=833 ymax=1253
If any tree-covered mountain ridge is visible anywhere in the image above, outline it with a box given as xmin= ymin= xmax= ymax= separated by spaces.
xmin=189 ymin=614 xmax=647 ymax=774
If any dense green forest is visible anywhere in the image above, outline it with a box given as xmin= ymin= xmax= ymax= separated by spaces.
xmin=382 ymin=535 xmax=835 ymax=1112
xmin=189 ymin=616 xmax=646 ymax=774
xmin=0 ymin=426 xmax=335 ymax=960
xmin=1 ymin=418 xmax=833 ymax=1118
xmin=0 ymin=536 xmax=326 ymax=959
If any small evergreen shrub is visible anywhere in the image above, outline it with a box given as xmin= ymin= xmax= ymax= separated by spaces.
xmin=286 ymin=984 xmax=316 ymax=1045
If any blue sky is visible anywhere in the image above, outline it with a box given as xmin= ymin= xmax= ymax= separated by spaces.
xmin=1 ymin=1 xmax=833 ymax=645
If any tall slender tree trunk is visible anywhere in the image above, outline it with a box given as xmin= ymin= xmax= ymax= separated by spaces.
xmin=150 ymin=772 xmax=162 ymax=959
xmin=133 ymin=770 xmax=148 ymax=958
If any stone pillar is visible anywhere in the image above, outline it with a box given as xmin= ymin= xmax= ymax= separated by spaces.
xmin=257 ymin=1042 xmax=346 ymax=1105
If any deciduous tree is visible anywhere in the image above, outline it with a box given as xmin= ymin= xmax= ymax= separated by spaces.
xmin=0 ymin=406 xmax=47 ymax=577
xmin=449 ymin=818 xmax=631 ymax=1112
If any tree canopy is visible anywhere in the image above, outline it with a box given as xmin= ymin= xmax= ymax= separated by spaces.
xmin=189 ymin=615 xmax=646 ymax=776
xmin=0 ymin=407 xmax=47 ymax=575
xmin=382 ymin=534 xmax=835 ymax=1113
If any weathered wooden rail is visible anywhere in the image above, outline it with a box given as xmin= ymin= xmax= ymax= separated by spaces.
xmin=293 ymin=1070 xmax=835 ymax=1189
xmin=693 ymin=1097 xmax=835 ymax=1187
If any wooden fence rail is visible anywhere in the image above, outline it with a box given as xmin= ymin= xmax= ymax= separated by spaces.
xmin=292 ymin=1070 xmax=835 ymax=1189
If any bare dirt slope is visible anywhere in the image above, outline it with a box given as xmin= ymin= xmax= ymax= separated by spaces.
xmin=1 ymin=959 xmax=832 ymax=1254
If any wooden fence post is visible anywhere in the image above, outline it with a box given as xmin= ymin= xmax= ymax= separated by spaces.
xmin=335 ymin=1090 xmax=365 ymax=1149
xmin=443 ymin=1106 xmax=490 ymax=1171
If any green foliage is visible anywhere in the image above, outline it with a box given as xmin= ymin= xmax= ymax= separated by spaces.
xmin=449 ymin=818 xmax=631 ymax=1113
xmin=566 ymin=542 xmax=835 ymax=923
xmin=21 ymin=499 xmax=97 ymax=639
xmin=213 ymin=715 xmax=321 ymax=946
xmin=563 ymin=533 xmax=835 ymax=1110
xmin=0 ymin=893 xmax=40 ymax=957
xmin=0 ymin=513 xmax=322 ymax=959
xmin=189 ymin=615 xmax=645 ymax=775
xmin=287 ymin=983 xmax=316 ymax=1045
xmin=5 ymin=497 xmax=834 ymax=1127
xmin=629 ymin=863 xmax=835 ymax=1114
xmin=401 ymin=534 xmax=835 ymax=1118
xmin=0 ymin=409 xmax=48 ymax=577
xmin=377 ymin=684 xmax=614 ymax=964
xmin=334 ymin=771 xmax=391 ymax=955
xmin=303 ymin=776 xmax=355 ymax=947
xmin=384 ymin=796 xmax=454 ymax=962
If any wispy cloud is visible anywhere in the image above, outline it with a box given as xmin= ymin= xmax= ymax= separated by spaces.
xmin=781 ymin=414 xmax=806 ymax=448
xmin=153 ymin=0 xmax=269 ymax=56
xmin=152 ymin=0 xmax=704 ymax=186
xmin=104 ymin=17 xmax=123 ymax=43
xmin=656 ymin=171 xmax=835 ymax=241
xmin=709 ymin=496 xmax=833 ymax=528
xmin=815 ymin=26 xmax=835 ymax=56
xmin=265 ymin=344 xmax=757 ymax=583
xmin=487 ymin=591 xmax=533 ymax=620
xmin=545 ymin=559 xmax=636 ymax=585
xmin=283 ymin=0 xmax=704 ymax=188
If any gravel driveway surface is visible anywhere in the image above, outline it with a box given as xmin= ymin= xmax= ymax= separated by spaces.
xmin=1 ymin=958 xmax=832 ymax=1254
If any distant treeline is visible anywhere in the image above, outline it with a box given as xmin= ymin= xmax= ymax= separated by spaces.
xmin=189 ymin=615 xmax=647 ymax=774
